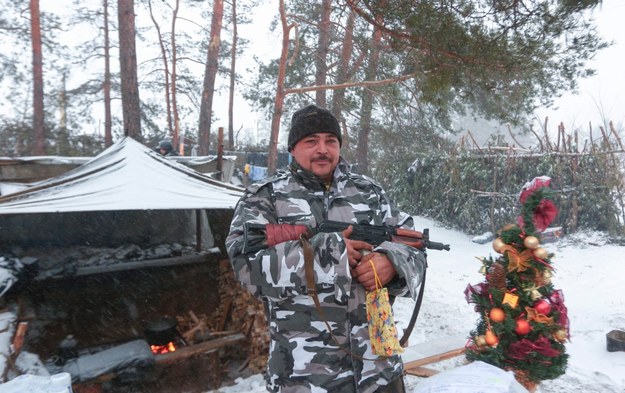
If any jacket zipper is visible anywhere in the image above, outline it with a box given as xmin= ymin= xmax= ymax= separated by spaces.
xmin=323 ymin=182 xmax=331 ymax=220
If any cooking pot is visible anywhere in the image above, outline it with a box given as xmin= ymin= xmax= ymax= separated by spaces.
xmin=144 ymin=317 xmax=178 ymax=346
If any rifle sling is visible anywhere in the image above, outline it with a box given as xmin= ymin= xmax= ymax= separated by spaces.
xmin=301 ymin=235 xmax=427 ymax=360
xmin=399 ymin=260 xmax=426 ymax=347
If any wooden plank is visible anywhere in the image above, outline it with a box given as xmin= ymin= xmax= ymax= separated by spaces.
xmin=154 ymin=333 xmax=245 ymax=365
xmin=12 ymin=322 xmax=29 ymax=355
xmin=405 ymin=366 xmax=440 ymax=377
xmin=404 ymin=347 xmax=466 ymax=369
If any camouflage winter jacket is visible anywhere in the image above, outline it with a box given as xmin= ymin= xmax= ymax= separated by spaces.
xmin=226 ymin=158 xmax=426 ymax=393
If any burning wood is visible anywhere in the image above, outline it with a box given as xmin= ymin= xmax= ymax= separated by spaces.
xmin=150 ymin=342 xmax=177 ymax=355
xmin=153 ymin=333 xmax=245 ymax=365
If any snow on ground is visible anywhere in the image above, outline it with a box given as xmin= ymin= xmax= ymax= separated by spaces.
xmin=206 ymin=217 xmax=625 ymax=393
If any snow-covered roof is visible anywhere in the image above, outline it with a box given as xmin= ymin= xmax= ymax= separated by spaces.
xmin=0 ymin=137 xmax=243 ymax=214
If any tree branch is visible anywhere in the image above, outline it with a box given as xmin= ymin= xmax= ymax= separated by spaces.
xmin=285 ymin=72 xmax=417 ymax=94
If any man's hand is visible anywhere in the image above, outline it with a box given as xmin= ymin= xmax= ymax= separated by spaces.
xmin=342 ymin=225 xmax=373 ymax=268
xmin=351 ymin=252 xmax=397 ymax=291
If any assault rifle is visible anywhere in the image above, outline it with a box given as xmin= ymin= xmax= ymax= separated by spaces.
xmin=242 ymin=220 xmax=450 ymax=253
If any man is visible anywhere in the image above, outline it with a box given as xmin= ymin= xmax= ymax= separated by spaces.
xmin=155 ymin=139 xmax=178 ymax=156
xmin=226 ymin=104 xmax=426 ymax=393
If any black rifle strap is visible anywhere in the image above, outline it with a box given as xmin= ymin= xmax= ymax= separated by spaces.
xmin=399 ymin=260 xmax=427 ymax=347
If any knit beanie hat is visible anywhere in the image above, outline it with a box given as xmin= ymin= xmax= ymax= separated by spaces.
xmin=287 ymin=105 xmax=342 ymax=151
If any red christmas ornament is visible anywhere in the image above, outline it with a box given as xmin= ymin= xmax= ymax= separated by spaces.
xmin=534 ymin=299 xmax=552 ymax=315
xmin=515 ymin=319 xmax=532 ymax=335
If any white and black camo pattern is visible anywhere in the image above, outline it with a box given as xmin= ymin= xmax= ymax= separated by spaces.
xmin=226 ymin=157 xmax=426 ymax=393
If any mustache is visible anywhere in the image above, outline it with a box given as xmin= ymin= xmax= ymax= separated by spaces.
xmin=312 ymin=156 xmax=331 ymax=162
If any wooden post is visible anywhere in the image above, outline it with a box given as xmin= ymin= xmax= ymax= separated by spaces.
xmin=196 ymin=209 xmax=202 ymax=252
xmin=217 ymin=126 xmax=224 ymax=181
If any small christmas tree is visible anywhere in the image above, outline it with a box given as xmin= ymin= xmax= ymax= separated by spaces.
xmin=465 ymin=176 xmax=569 ymax=391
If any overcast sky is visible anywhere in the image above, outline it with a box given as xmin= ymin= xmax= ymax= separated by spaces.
xmin=534 ymin=0 xmax=625 ymax=131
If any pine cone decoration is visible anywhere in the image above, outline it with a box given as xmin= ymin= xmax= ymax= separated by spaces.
xmin=488 ymin=262 xmax=507 ymax=290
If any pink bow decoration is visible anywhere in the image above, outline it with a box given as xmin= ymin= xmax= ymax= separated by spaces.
xmin=549 ymin=289 xmax=570 ymax=337
xmin=533 ymin=199 xmax=558 ymax=231
xmin=508 ymin=336 xmax=561 ymax=360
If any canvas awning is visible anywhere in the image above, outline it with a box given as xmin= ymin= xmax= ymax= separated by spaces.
xmin=0 ymin=137 xmax=244 ymax=214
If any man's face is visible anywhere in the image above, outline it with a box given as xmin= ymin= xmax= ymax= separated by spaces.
xmin=290 ymin=133 xmax=340 ymax=182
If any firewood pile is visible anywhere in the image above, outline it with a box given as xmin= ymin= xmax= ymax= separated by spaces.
xmin=176 ymin=260 xmax=268 ymax=374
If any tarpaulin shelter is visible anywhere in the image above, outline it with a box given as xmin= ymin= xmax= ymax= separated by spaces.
xmin=0 ymin=139 xmax=249 ymax=389
xmin=0 ymin=136 xmax=242 ymax=213
xmin=0 ymin=137 xmax=244 ymax=252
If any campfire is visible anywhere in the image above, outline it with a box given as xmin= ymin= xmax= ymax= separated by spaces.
xmin=8 ymin=258 xmax=268 ymax=392
xmin=150 ymin=342 xmax=176 ymax=354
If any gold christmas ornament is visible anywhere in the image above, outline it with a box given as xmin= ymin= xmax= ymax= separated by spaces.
xmin=475 ymin=335 xmax=487 ymax=347
xmin=543 ymin=269 xmax=553 ymax=284
xmin=506 ymin=248 xmax=534 ymax=273
xmin=492 ymin=238 xmax=506 ymax=253
xmin=553 ymin=328 xmax=568 ymax=342
xmin=533 ymin=247 xmax=549 ymax=260
xmin=502 ymin=292 xmax=520 ymax=309
xmin=523 ymin=236 xmax=540 ymax=249
xmin=526 ymin=306 xmax=555 ymax=325
xmin=523 ymin=284 xmax=543 ymax=301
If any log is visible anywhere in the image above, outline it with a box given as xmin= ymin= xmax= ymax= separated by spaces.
xmin=154 ymin=333 xmax=245 ymax=365
xmin=35 ymin=249 xmax=221 ymax=280
xmin=404 ymin=347 xmax=466 ymax=369
xmin=216 ymin=297 xmax=233 ymax=331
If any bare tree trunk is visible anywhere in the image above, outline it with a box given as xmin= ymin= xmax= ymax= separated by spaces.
xmin=148 ymin=0 xmax=173 ymax=138
xmin=57 ymin=73 xmax=69 ymax=155
xmin=30 ymin=0 xmax=45 ymax=155
xmin=227 ymin=0 xmax=237 ymax=151
xmin=356 ymin=8 xmax=383 ymax=174
xmin=103 ymin=0 xmax=113 ymax=147
xmin=314 ymin=0 xmax=331 ymax=107
xmin=198 ymin=0 xmax=224 ymax=156
xmin=330 ymin=8 xmax=355 ymax=147
xmin=118 ymin=0 xmax=142 ymax=140
xmin=170 ymin=0 xmax=181 ymax=150
xmin=267 ymin=0 xmax=294 ymax=174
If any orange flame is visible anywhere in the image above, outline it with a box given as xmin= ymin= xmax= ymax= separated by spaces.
xmin=150 ymin=342 xmax=176 ymax=354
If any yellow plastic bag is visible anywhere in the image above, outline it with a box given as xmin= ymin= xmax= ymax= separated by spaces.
xmin=366 ymin=260 xmax=404 ymax=356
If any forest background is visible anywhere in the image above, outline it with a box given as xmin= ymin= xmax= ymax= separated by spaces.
xmin=1 ymin=0 xmax=624 ymax=237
